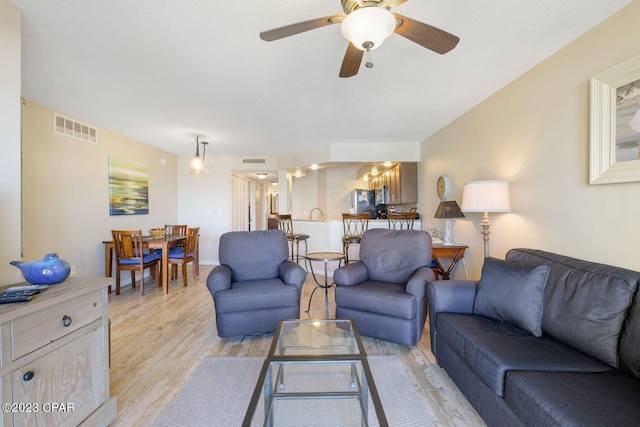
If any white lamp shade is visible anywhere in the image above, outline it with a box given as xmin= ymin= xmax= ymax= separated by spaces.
xmin=461 ymin=180 xmax=511 ymax=212
xmin=341 ymin=7 xmax=396 ymax=51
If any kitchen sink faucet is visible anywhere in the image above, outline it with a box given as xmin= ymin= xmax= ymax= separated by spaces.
xmin=309 ymin=207 xmax=325 ymax=220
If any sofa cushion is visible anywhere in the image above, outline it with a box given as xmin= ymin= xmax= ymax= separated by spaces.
xmin=505 ymin=370 xmax=640 ymax=427
xmin=219 ymin=230 xmax=289 ymax=282
xmin=437 ymin=313 xmax=612 ymax=396
xmin=506 ymin=249 xmax=640 ymax=369
xmin=213 ymin=279 xmax=300 ymax=313
xmin=335 ymin=281 xmax=416 ymax=320
xmin=620 ymin=286 xmax=640 ymax=379
xmin=473 ymin=257 xmax=550 ymax=337
xmin=359 ymin=229 xmax=432 ymax=284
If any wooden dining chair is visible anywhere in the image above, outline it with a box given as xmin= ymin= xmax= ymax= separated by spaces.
xmin=165 ymin=224 xmax=187 ymax=237
xmin=342 ymin=212 xmax=370 ymax=264
xmin=163 ymin=225 xmax=188 ymax=279
xmin=111 ymin=230 xmax=161 ymax=295
xmin=388 ymin=212 xmax=417 ymax=230
xmin=168 ymin=226 xmax=199 ymax=287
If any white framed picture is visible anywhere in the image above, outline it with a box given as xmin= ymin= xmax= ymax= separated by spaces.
xmin=590 ymin=54 xmax=640 ymax=184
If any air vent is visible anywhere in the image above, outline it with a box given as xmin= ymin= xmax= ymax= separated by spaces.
xmin=54 ymin=113 xmax=97 ymax=144
xmin=242 ymin=158 xmax=266 ymax=164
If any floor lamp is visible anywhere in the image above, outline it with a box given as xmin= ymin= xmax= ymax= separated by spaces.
xmin=460 ymin=180 xmax=511 ymax=258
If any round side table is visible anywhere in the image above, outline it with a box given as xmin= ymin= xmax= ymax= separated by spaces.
xmin=305 ymin=252 xmax=345 ymax=319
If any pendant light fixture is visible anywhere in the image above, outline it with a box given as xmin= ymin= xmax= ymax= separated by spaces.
xmin=189 ymin=136 xmax=209 ymax=175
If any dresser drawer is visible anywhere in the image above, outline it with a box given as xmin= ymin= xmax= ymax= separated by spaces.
xmin=12 ymin=327 xmax=108 ymax=427
xmin=11 ymin=290 xmax=103 ymax=360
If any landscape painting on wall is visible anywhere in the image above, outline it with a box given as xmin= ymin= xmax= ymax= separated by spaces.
xmin=615 ymin=78 xmax=640 ymax=163
xmin=108 ymin=157 xmax=149 ymax=215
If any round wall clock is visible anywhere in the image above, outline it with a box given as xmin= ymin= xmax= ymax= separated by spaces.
xmin=437 ymin=174 xmax=451 ymax=200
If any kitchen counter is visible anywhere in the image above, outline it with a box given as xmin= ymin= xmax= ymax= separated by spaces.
xmin=291 ymin=218 xmax=422 ymax=276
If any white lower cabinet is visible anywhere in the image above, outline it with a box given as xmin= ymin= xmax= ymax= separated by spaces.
xmin=0 ymin=278 xmax=116 ymax=427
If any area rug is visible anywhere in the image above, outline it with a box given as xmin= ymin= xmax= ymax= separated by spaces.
xmin=154 ymin=355 xmax=432 ymax=426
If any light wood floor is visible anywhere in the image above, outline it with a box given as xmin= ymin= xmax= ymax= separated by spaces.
xmin=107 ymin=266 xmax=485 ymax=426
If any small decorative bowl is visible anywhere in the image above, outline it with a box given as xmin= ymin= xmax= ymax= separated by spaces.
xmin=149 ymin=229 xmax=166 ymax=239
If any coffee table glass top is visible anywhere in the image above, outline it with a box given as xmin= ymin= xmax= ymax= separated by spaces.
xmin=270 ymin=319 xmax=365 ymax=359
xmin=244 ymin=319 xmax=388 ymax=426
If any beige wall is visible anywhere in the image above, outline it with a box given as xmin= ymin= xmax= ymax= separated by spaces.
xmin=21 ymin=101 xmax=179 ymax=278
xmin=7 ymin=0 xmax=640 ymax=285
xmin=419 ymin=0 xmax=640 ymax=279
xmin=0 ymin=0 xmax=23 ymax=286
xmin=176 ymin=155 xmax=275 ymax=265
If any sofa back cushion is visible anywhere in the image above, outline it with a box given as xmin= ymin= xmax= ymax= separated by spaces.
xmin=219 ymin=230 xmax=289 ymax=282
xmin=360 ymin=229 xmax=432 ymax=284
xmin=473 ymin=257 xmax=549 ymax=337
xmin=506 ymin=249 xmax=640 ymax=371
xmin=620 ymin=288 xmax=640 ymax=379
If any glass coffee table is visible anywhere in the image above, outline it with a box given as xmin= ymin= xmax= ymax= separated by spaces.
xmin=243 ymin=319 xmax=388 ymax=427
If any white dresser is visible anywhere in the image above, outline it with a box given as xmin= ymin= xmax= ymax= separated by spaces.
xmin=0 ymin=277 xmax=116 ymax=426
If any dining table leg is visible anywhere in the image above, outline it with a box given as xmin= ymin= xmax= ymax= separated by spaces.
xmin=161 ymin=242 xmax=169 ymax=294
xmin=104 ymin=242 xmax=113 ymax=293
xmin=194 ymin=235 xmax=200 ymax=277
xmin=105 ymin=243 xmax=113 ymax=277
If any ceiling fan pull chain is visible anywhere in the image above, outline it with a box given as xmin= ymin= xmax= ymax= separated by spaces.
xmin=365 ymin=49 xmax=374 ymax=69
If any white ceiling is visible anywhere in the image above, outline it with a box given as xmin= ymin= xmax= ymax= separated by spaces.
xmin=13 ymin=0 xmax=631 ymax=158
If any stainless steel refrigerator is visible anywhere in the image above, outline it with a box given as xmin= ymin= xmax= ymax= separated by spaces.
xmin=351 ymin=189 xmax=376 ymax=218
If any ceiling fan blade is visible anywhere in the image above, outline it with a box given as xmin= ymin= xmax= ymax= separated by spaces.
xmin=260 ymin=15 xmax=345 ymax=41
xmin=390 ymin=0 xmax=410 ymax=6
xmin=393 ymin=14 xmax=459 ymax=54
xmin=339 ymin=42 xmax=364 ymax=78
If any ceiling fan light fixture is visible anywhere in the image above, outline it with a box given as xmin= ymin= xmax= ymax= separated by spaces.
xmin=341 ymin=7 xmax=396 ymax=51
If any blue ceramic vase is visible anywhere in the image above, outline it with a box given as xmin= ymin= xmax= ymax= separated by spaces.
xmin=10 ymin=253 xmax=71 ymax=285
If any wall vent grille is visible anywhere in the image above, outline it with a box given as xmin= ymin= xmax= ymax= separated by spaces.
xmin=53 ymin=113 xmax=97 ymax=144
xmin=242 ymin=158 xmax=266 ymax=164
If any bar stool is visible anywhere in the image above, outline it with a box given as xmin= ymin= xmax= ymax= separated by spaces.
xmin=276 ymin=214 xmax=309 ymax=268
xmin=387 ymin=212 xmax=417 ymax=230
xmin=341 ymin=213 xmax=370 ymax=264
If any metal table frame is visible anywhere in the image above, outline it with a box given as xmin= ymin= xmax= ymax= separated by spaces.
xmin=305 ymin=252 xmax=345 ymax=319
xmin=243 ymin=319 xmax=388 ymax=427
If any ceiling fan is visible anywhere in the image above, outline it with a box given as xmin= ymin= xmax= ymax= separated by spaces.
xmin=260 ymin=0 xmax=459 ymax=78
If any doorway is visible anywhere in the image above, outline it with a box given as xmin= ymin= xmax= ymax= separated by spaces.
xmin=230 ymin=173 xmax=272 ymax=231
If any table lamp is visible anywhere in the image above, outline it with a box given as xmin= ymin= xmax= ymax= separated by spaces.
xmin=461 ymin=180 xmax=511 ymax=257
xmin=433 ymin=201 xmax=465 ymax=244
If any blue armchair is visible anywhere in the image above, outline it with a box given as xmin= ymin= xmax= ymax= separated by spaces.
xmin=206 ymin=230 xmax=306 ymax=337
xmin=333 ymin=228 xmax=435 ymax=346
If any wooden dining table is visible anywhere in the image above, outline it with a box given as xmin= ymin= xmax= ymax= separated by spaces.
xmin=103 ymin=234 xmax=196 ymax=294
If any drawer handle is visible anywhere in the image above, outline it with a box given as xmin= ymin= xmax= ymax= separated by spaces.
xmin=23 ymin=371 xmax=34 ymax=381
xmin=61 ymin=315 xmax=72 ymax=327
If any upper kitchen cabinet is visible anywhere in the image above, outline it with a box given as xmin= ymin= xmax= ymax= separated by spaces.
xmin=386 ymin=163 xmax=417 ymax=204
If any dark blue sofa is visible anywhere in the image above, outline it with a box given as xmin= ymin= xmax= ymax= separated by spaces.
xmin=427 ymin=249 xmax=640 ymax=427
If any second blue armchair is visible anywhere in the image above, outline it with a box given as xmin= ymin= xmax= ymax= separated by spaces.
xmin=333 ymin=228 xmax=435 ymax=346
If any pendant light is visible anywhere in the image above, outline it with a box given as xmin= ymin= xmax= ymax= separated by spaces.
xmin=189 ymin=136 xmax=209 ymax=175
